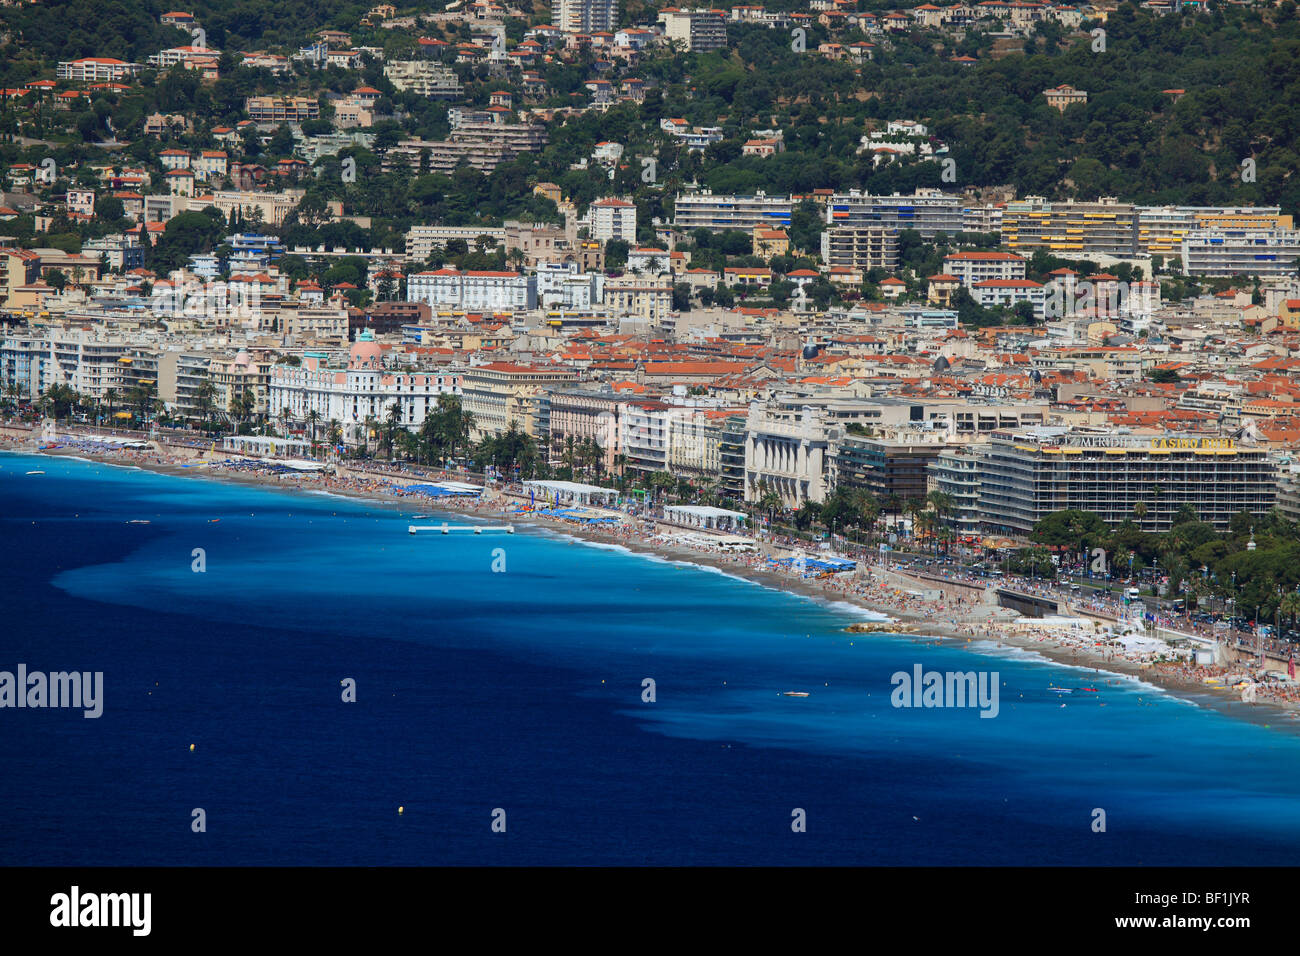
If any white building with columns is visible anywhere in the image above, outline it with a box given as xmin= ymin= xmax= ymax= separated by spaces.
xmin=743 ymin=402 xmax=837 ymax=508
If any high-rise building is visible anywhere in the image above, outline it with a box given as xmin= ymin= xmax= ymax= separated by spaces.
xmin=978 ymin=429 xmax=1275 ymax=534
xmin=658 ymin=8 xmax=727 ymax=51
xmin=1136 ymin=206 xmax=1289 ymax=259
xmin=825 ymin=189 xmax=965 ymax=239
xmin=673 ymin=191 xmax=793 ymax=231
xmin=820 ymin=225 xmax=899 ymax=272
xmin=1000 ymin=197 xmax=1138 ymax=257
xmin=832 ymin=436 xmax=950 ymax=506
xmin=553 ymin=0 xmax=617 ymax=33
xmin=1180 ymin=229 xmax=1300 ymax=277
xmin=589 ymin=198 xmax=637 ymax=242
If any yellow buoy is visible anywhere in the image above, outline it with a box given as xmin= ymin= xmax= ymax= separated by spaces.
xmin=189 ymin=743 xmax=195 ymax=751
xmin=398 ymin=806 xmax=404 ymax=814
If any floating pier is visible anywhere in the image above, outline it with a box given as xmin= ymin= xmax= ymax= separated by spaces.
xmin=409 ymin=523 xmax=514 ymax=535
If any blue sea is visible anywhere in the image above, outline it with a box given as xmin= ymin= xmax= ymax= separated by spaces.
xmin=3 ymin=451 xmax=1300 ymax=865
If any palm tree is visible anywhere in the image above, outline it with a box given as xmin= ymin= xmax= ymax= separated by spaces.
xmin=903 ymin=498 xmax=925 ymax=541
xmin=884 ymin=493 xmax=901 ymax=532
xmin=793 ymin=501 xmax=821 ymax=532
xmin=231 ymin=386 xmax=255 ymax=433
xmin=1280 ymin=592 xmax=1300 ymax=629
xmin=380 ymin=401 xmax=402 ymax=458
xmin=1148 ymin=484 xmax=1164 ymax=523
xmin=193 ymin=381 xmax=215 ymax=432
xmin=562 ymin=434 xmax=576 ymax=475
xmin=926 ymin=490 xmax=954 ymax=554
xmin=1133 ymin=501 xmax=1149 ymax=524
xmin=362 ymin=414 xmax=377 ymax=457
xmin=854 ymin=490 xmax=881 ymax=546
xmin=755 ymin=480 xmax=782 ymax=531
xmin=42 ymin=384 xmax=78 ymax=422
xmin=307 ymin=409 xmax=320 ymax=447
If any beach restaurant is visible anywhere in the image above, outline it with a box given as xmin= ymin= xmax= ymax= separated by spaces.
xmin=522 ymin=479 xmax=619 ymax=507
xmin=662 ymin=504 xmax=749 ymax=533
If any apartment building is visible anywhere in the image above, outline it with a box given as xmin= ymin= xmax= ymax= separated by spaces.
xmin=552 ymin=0 xmax=617 ymax=33
xmin=971 ymin=278 xmax=1048 ymax=319
xmin=0 ymin=247 xmax=41 ymax=308
xmin=589 ymin=198 xmax=637 ymax=242
xmin=825 ymin=189 xmax=965 ymax=240
xmin=928 ymin=446 xmax=984 ymax=538
xmin=832 ymin=435 xmax=950 ymax=506
xmin=460 ymin=361 xmax=580 ymax=440
xmin=209 ymin=350 xmax=274 ymax=420
xmin=57 ymin=58 xmax=143 ymax=82
xmin=604 ymin=276 xmax=672 ymax=322
xmin=1180 ymin=230 xmax=1300 ymax=277
xmin=942 ymin=251 xmax=1027 ymax=286
xmin=245 ymin=96 xmax=321 ymax=123
xmin=405 ymin=225 xmax=507 ymax=262
xmin=382 ymin=123 xmax=547 ymax=175
xmin=1137 ymin=206 xmax=1290 ymax=260
xmin=658 ymin=8 xmax=727 ymax=51
xmin=820 ymin=225 xmax=899 ymax=272
xmin=0 ymin=327 xmax=134 ymax=400
xmin=548 ymin=387 xmax=626 ymax=473
xmin=1000 ymin=197 xmax=1138 ymax=258
xmin=383 ymin=61 xmax=463 ymax=98
xmin=673 ymin=191 xmax=793 ymax=232
xmin=407 ymin=269 xmax=538 ymax=311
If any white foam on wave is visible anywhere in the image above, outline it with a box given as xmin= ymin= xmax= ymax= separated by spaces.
xmin=819 ymin=598 xmax=893 ymax=623
xmin=583 ymin=540 xmax=634 ymax=553
xmin=964 ymin=639 xmax=1197 ymax=703
xmin=52 ymin=453 xmax=145 ymax=473
xmin=303 ymin=488 xmax=358 ymax=502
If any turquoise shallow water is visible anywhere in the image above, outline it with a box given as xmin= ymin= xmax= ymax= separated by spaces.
xmin=2 ymin=451 xmax=1299 ymax=865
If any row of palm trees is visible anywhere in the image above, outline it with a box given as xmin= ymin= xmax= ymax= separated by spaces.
xmin=4 ymin=382 xmax=167 ymax=428
xmin=343 ymin=394 xmax=474 ymax=466
xmin=753 ymin=483 xmax=959 ymax=552
xmin=549 ymin=433 xmax=607 ymax=481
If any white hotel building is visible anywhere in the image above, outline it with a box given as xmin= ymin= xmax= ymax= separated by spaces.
xmin=407 ymin=268 xmax=537 ymax=311
xmin=268 ymin=333 xmax=462 ymax=448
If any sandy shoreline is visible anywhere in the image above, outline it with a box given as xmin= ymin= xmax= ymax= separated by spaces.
xmin=9 ymin=434 xmax=1299 ymax=734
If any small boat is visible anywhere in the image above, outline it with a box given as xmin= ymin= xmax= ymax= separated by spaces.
xmin=782 ymin=691 xmax=810 ymax=697
xmin=1049 ymin=687 xmax=1073 ymax=694
xmin=126 ymin=520 xmax=151 ymax=524
xmin=1079 ymin=687 xmax=1099 ymax=693
xmin=25 ymin=470 xmax=44 ymax=475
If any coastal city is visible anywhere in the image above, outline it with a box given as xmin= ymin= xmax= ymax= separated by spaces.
xmin=1 ymin=0 xmax=1298 ymax=903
